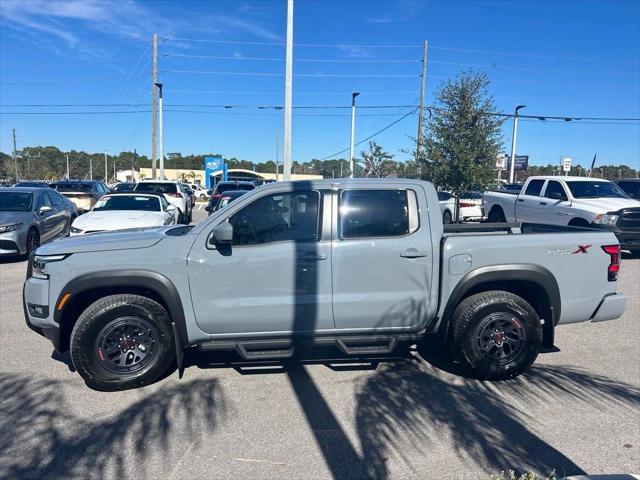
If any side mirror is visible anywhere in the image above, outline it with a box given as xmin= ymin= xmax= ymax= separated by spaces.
xmin=166 ymin=204 xmax=177 ymax=212
xmin=205 ymin=205 xmax=212 ymax=213
xmin=210 ymin=221 xmax=233 ymax=244
xmin=548 ymin=192 xmax=566 ymax=201
xmin=38 ymin=205 xmax=52 ymax=215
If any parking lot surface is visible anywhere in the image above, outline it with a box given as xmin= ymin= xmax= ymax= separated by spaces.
xmin=1 ymin=208 xmax=638 ymax=479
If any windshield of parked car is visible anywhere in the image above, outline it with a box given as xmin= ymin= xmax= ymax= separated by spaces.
xmin=566 ymin=181 xmax=630 ymax=199
xmin=216 ymin=183 xmax=254 ymax=194
xmin=135 ymin=183 xmax=177 ymax=194
xmin=112 ymin=183 xmax=135 ymax=192
xmin=56 ymin=183 xmax=93 ymax=192
xmin=0 ymin=192 xmax=33 ymax=211
xmin=93 ymin=195 xmax=160 ymax=212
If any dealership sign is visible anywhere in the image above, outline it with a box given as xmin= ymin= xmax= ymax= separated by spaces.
xmin=506 ymin=155 xmax=529 ymax=171
xmin=204 ymin=156 xmax=227 ymax=188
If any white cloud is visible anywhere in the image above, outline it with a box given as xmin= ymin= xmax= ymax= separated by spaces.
xmin=338 ymin=46 xmax=373 ymax=59
xmin=0 ymin=0 xmax=281 ymax=50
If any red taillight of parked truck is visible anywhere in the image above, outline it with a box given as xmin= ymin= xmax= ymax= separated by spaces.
xmin=601 ymin=245 xmax=621 ymax=281
xmin=166 ymin=192 xmax=183 ymax=198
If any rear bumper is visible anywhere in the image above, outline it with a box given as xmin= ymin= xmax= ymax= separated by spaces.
xmin=590 ymin=293 xmax=626 ymax=323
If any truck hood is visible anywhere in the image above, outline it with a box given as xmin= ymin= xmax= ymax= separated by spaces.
xmin=572 ymin=197 xmax=640 ymax=213
xmin=36 ymin=227 xmax=168 ymax=255
xmin=73 ymin=210 xmax=166 ymax=232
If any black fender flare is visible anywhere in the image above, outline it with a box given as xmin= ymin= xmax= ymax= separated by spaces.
xmin=439 ymin=264 xmax=561 ymax=344
xmin=55 ymin=270 xmax=188 ymax=375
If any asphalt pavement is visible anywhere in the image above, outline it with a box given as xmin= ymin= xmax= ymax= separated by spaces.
xmin=0 ymin=208 xmax=638 ymax=479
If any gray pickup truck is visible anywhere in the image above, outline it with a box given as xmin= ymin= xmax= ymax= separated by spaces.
xmin=24 ymin=179 xmax=626 ymax=391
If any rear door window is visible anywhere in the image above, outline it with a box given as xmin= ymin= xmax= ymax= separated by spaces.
xmin=524 ymin=180 xmax=545 ymax=196
xmin=339 ymin=189 xmax=418 ymax=239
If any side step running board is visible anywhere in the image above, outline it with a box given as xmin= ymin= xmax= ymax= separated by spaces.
xmin=198 ymin=335 xmax=409 ymax=360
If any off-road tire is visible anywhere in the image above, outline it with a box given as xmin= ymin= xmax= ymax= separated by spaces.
xmin=449 ymin=290 xmax=541 ymax=380
xmin=70 ymin=294 xmax=175 ymax=391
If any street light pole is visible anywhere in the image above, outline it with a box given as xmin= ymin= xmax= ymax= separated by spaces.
xmin=155 ymin=82 xmax=164 ymax=180
xmin=349 ymin=92 xmax=360 ymax=178
xmin=282 ymin=0 xmax=294 ymax=181
xmin=509 ymin=105 xmax=526 ymax=184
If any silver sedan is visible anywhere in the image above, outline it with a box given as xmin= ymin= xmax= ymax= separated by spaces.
xmin=0 ymin=187 xmax=77 ymax=257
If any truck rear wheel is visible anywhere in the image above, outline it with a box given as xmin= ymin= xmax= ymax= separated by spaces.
xmin=449 ymin=291 xmax=541 ymax=380
xmin=70 ymin=294 xmax=176 ymax=391
xmin=488 ymin=207 xmax=506 ymax=223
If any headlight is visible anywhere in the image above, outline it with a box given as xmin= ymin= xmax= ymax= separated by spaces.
xmin=0 ymin=223 xmax=23 ymax=233
xmin=32 ymin=254 xmax=69 ymax=279
xmin=592 ymin=214 xmax=619 ymax=226
xmin=70 ymin=226 xmax=83 ymax=234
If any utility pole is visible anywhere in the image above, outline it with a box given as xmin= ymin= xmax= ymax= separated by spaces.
xmin=12 ymin=128 xmax=18 ymax=182
xmin=113 ymin=159 xmax=116 ymax=182
xmin=104 ymin=152 xmax=108 ymax=181
xmin=508 ymin=105 xmax=526 ymax=183
xmin=155 ymin=82 xmax=164 ymax=180
xmin=416 ymin=40 xmax=428 ymax=161
xmin=151 ymin=33 xmax=158 ymax=180
xmin=66 ymin=153 xmax=70 ymax=180
xmin=348 ymin=91 xmax=360 ymax=178
xmin=131 ymin=148 xmax=137 ymax=180
xmin=275 ymin=134 xmax=280 ymax=181
xmin=282 ymin=0 xmax=294 ymax=180
xmin=89 ymin=157 xmax=93 ymax=180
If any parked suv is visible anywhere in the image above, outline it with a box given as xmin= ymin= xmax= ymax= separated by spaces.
xmin=210 ymin=181 xmax=255 ymax=205
xmin=134 ymin=180 xmax=192 ymax=224
xmin=24 ymin=179 xmax=626 ymax=391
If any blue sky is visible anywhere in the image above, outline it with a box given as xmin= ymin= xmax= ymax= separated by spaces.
xmin=0 ymin=0 xmax=639 ymax=169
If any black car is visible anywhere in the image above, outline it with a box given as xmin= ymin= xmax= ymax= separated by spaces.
xmin=615 ymin=179 xmax=640 ymax=200
xmin=54 ymin=180 xmax=110 ymax=214
xmin=111 ymin=182 xmax=136 ymax=193
xmin=210 ymin=181 xmax=255 ymax=203
xmin=205 ymin=189 xmax=250 ymax=215
xmin=13 ymin=181 xmax=55 ymax=188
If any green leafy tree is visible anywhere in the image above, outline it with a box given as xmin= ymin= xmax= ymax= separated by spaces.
xmin=360 ymin=141 xmax=395 ymax=178
xmin=419 ymin=71 xmax=505 ymax=195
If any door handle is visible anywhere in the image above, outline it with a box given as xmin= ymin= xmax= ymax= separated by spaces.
xmin=517 ymin=198 xmax=525 ymax=202
xmin=400 ymin=249 xmax=428 ymax=258
xmin=299 ymin=253 xmax=327 ymax=261
xmin=539 ymin=201 xmax=547 ymax=205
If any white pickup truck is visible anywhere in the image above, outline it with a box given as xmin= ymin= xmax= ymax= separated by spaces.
xmin=483 ymin=176 xmax=640 ymax=252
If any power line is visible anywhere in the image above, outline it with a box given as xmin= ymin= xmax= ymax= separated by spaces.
xmin=162 ymin=36 xmax=638 ymax=64
xmin=162 ymin=69 xmax=419 ymax=78
xmin=163 ymin=52 xmax=421 ymax=63
xmin=321 ymin=107 xmax=420 ymax=160
xmin=0 ymin=103 xmax=416 ymax=109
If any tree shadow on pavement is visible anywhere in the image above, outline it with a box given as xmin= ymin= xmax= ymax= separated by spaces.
xmin=0 ymin=372 xmax=227 ymax=480
xmin=355 ymin=357 xmax=640 ymax=479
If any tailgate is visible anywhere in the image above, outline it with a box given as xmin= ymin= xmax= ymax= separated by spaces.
xmin=61 ymin=193 xmax=95 ymax=211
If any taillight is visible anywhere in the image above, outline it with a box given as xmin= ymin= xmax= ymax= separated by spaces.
xmin=459 ymin=202 xmax=474 ymax=208
xmin=167 ymin=192 xmax=183 ymax=198
xmin=601 ymin=245 xmax=621 ymax=281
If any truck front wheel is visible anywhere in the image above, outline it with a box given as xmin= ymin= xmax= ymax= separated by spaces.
xmin=449 ymin=291 xmax=542 ymax=380
xmin=70 ymin=294 xmax=176 ymax=391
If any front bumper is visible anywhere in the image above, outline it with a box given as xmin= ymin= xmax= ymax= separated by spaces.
xmin=590 ymin=293 xmax=626 ymax=323
xmin=23 ymin=278 xmax=61 ymax=351
xmin=0 ymin=227 xmax=28 ymax=255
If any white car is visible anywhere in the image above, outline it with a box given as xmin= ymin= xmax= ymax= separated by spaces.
xmin=437 ymin=191 xmax=456 ymax=223
xmin=189 ymin=183 xmax=209 ymax=201
xmin=437 ymin=191 xmax=483 ymax=223
xmin=134 ymin=180 xmax=191 ymax=224
xmin=70 ymin=193 xmax=177 ymax=236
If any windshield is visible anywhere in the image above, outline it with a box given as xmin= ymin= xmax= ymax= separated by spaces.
xmin=0 ymin=192 xmax=33 ymax=211
xmin=56 ymin=183 xmax=93 ymax=192
xmin=93 ymin=195 xmax=160 ymax=212
xmin=566 ymin=181 xmax=630 ymax=199
xmin=135 ymin=183 xmax=177 ymax=194
xmin=112 ymin=183 xmax=135 ymax=192
xmin=216 ymin=183 xmax=254 ymax=194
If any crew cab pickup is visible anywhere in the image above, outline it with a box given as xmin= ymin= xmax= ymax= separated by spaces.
xmin=24 ymin=179 xmax=626 ymax=391
xmin=484 ymin=176 xmax=640 ymax=252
